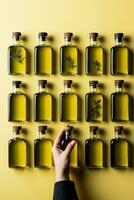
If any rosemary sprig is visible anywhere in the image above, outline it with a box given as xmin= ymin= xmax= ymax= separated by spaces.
xmin=64 ymin=56 xmax=77 ymax=69
xmin=10 ymin=48 xmax=25 ymax=64
xmin=93 ymin=60 xmax=101 ymax=71
xmin=89 ymin=99 xmax=102 ymax=119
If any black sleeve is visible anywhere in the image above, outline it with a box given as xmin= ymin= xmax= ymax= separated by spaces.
xmin=53 ymin=180 xmax=79 ymax=200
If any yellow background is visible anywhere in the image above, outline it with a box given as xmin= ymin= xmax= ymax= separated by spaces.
xmin=0 ymin=0 xmax=134 ymax=199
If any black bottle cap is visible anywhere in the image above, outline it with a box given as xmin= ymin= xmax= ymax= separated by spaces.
xmin=89 ymin=32 xmax=98 ymax=41
xmin=90 ymin=126 xmax=98 ymax=133
xmin=114 ymin=126 xmax=123 ymax=133
xmin=89 ymin=80 xmax=98 ymax=88
xmin=12 ymin=81 xmax=21 ymax=88
xmin=13 ymin=126 xmax=22 ymax=134
xmin=64 ymin=32 xmax=73 ymax=41
xmin=38 ymin=80 xmax=47 ymax=88
xmin=64 ymin=80 xmax=72 ymax=87
xmin=12 ymin=32 xmax=21 ymax=40
xmin=115 ymin=80 xmax=124 ymax=87
xmin=114 ymin=33 xmax=123 ymax=42
xmin=38 ymin=126 xmax=47 ymax=134
xmin=38 ymin=32 xmax=48 ymax=41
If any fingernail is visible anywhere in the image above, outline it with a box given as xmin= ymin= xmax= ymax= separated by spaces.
xmin=71 ymin=140 xmax=76 ymax=145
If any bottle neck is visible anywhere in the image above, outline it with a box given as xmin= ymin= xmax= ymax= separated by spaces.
xmin=90 ymin=131 xmax=97 ymax=140
xmin=13 ymin=85 xmax=21 ymax=93
xmin=64 ymin=86 xmax=72 ymax=93
xmin=39 ymin=37 xmax=46 ymax=46
xmin=115 ymin=131 xmax=122 ymax=139
xmin=115 ymin=38 xmax=123 ymax=46
xmin=65 ymin=38 xmax=72 ymax=46
xmin=115 ymin=86 xmax=123 ymax=93
xmin=90 ymin=86 xmax=97 ymax=93
xmin=13 ymin=131 xmax=20 ymax=138
xmin=12 ymin=37 xmax=20 ymax=46
xmin=39 ymin=85 xmax=46 ymax=93
xmin=39 ymin=131 xmax=45 ymax=139
xmin=90 ymin=38 xmax=97 ymax=46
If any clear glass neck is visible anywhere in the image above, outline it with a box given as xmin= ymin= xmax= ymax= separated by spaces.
xmin=12 ymin=37 xmax=20 ymax=46
xmin=13 ymin=85 xmax=21 ymax=93
xmin=13 ymin=131 xmax=20 ymax=138
xmin=39 ymin=37 xmax=46 ymax=45
xmin=39 ymin=131 xmax=46 ymax=139
xmin=64 ymin=86 xmax=72 ymax=93
xmin=115 ymin=131 xmax=122 ymax=139
xmin=90 ymin=86 xmax=97 ymax=93
xmin=65 ymin=38 xmax=72 ymax=46
xmin=39 ymin=85 xmax=46 ymax=93
xmin=90 ymin=38 xmax=97 ymax=46
xmin=115 ymin=86 xmax=123 ymax=92
xmin=90 ymin=131 xmax=97 ymax=140
xmin=115 ymin=38 xmax=123 ymax=46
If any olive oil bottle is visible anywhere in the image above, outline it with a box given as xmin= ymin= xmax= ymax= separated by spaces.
xmin=85 ymin=126 xmax=104 ymax=168
xmin=110 ymin=33 xmax=130 ymax=75
xmin=8 ymin=81 xmax=27 ymax=122
xmin=60 ymin=80 xmax=78 ymax=122
xmin=85 ymin=81 xmax=103 ymax=122
xmin=60 ymin=32 xmax=78 ymax=75
xmin=34 ymin=80 xmax=52 ymax=122
xmin=8 ymin=126 xmax=28 ymax=168
xmin=34 ymin=32 xmax=52 ymax=75
xmin=8 ymin=32 xmax=27 ymax=75
xmin=34 ymin=126 xmax=53 ymax=168
xmin=85 ymin=33 xmax=104 ymax=75
xmin=60 ymin=126 xmax=78 ymax=168
xmin=111 ymin=126 xmax=131 ymax=168
xmin=111 ymin=80 xmax=130 ymax=121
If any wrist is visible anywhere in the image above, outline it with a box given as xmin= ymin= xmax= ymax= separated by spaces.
xmin=55 ymin=170 xmax=70 ymax=182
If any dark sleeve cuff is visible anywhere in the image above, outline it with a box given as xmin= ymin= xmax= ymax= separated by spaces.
xmin=53 ymin=180 xmax=78 ymax=200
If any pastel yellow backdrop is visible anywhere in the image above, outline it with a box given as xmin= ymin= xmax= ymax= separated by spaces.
xmin=0 ymin=0 xmax=134 ymax=199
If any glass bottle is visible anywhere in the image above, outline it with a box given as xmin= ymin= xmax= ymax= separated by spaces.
xmin=111 ymin=33 xmax=130 ymax=75
xmin=34 ymin=32 xmax=52 ymax=75
xmin=8 ymin=126 xmax=28 ymax=168
xmin=60 ymin=32 xmax=78 ymax=75
xmin=8 ymin=32 xmax=27 ymax=75
xmin=85 ymin=33 xmax=104 ymax=75
xmin=60 ymin=80 xmax=78 ymax=122
xmin=111 ymin=80 xmax=130 ymax=121
xmin=111 ymin=126 xmax=131 ymax=168
xmin=60 ymin=126 xmax=78 ymax=168
xmin=85 ymin=81 xmax=103 ymax=121
xmin=34 ymin=80 xmax=52 ymax=122
xmin=8 ymin=81 xmax=27 ymax=122
xmin=85 ymin=126 xmax=104 ymax=168
xmin=34 ymin=126 xmax=53 ymax=168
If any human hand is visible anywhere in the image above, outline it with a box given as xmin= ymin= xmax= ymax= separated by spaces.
xmin=52 ymin=126 xmax=76 ymax=182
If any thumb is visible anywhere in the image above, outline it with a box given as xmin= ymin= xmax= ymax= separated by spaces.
xmin=64 ymin=140 xmax=76 ymax=156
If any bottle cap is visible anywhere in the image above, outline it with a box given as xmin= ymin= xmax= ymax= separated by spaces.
xmin=64 ymin=80 xmax=72 ymax=87
xmin=13 ymin=126 xmax=22 ymax=134
xmin=38 ymin=32 xmax=48 ymax=41
xmin=12 ymin=81 xmax=21 ymax=88
xmin=90 ymin=126 xmax=98 ymax=133
xmin=115 ymin=80 xmax=124 ymax=87
xmin=114 ymin=33 xmax=123 ymax=39
xmin=38 ymin=80 xmax=47 ymax=88
xmin=89 ymin=80 xmax=98 ymax=88
xmin=64 ymin=32 xmax=73 ymax=41
xmin=114 ymin=126 xmax=123 ymax=133
xmin=12 ymin=32 xmax=21 ymax=40
xmin=89 ymin=32 xmax=98 ymax=41
xmin=38 ymin=126 xmax=47 ymax=134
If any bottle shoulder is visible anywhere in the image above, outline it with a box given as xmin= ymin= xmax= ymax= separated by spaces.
xmin=86 ymin=92 xmax=103 ymax=97
xmin=8 ymin=138 xmax=27 ymax=144
xmin=85 ymin=138 xmax=103 ymax=143
xmin=111 ymin=138 xmax=128 ymax=143
xmin=86 ymin=45 xmax=103 ymax=50
xmin=111 ymin=45 xmax=128 ymax=51
xmin=34 ymin=45 xmax=52 ymax=50
xmin=60 ymin=45 xmax=77 ymax=50
xmin=111 ymin=92 xmax=129 ymax=96
xmin=60 ymin=92 xmax=77 ymax=96
xmin=8 ymin=92 xmax=26 ymax=97
xmin=34 ymin=92 xmax=52 ymax=97
xmin=34 ymin=138 xmax=52 ymax=143
xmin=8 ymin=45 xmax=26 ymax=50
